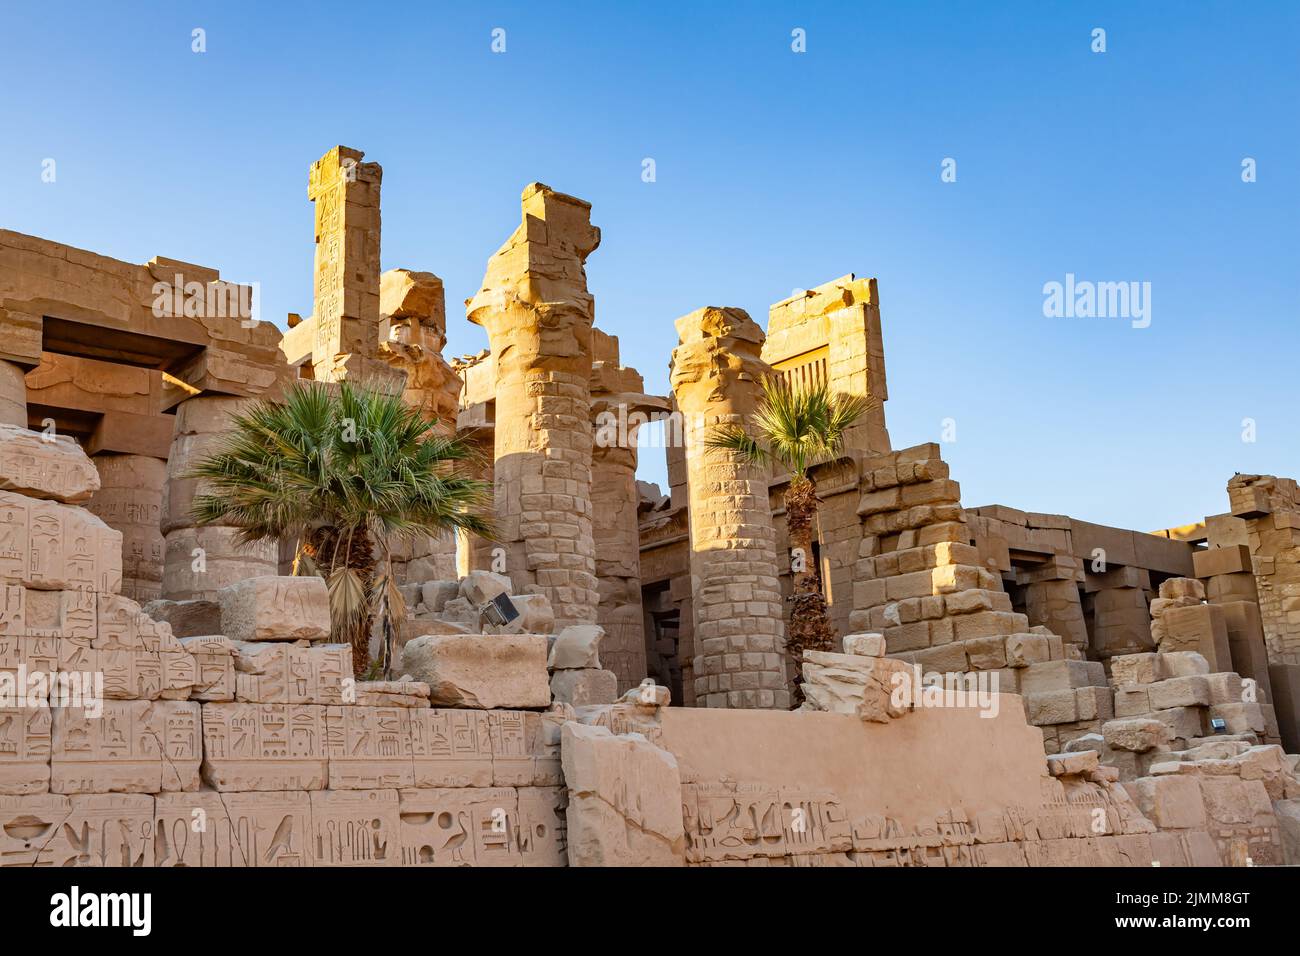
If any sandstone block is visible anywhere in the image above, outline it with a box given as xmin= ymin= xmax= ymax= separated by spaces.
xmin=1147 ymin=676 xmax=1210 ymax=710
xmin=1046 ymin=750 xmax=1099 ymax=777
xmin=0 ymin=423 xmax=100 ymax=503
xmin=841 ymin=632 xmax=885 ymax=657
xmin=51 ymin=700 xmax=200 ymax=794
xmin=231 ymin=640 xmax=351 ymax=704
xmin=550 ymin=667 xmax=618 ymax=706
xmin=400 ymin=634 xmax=550 ymax=709
xmin=459 ymin=570 xmax=511 ymax=606
xmin=142 ymin=598 xmax=221 ymax=638
xmin=1103 ymin=718 xmax=1172 ymax=753
xmin=217 ymin=575 xmax=330 ymax=642
xmin=561 ymin=723 xmax=685 ymax=866
xmin=1126 ymin=775 xmax=1207 ymax=829
xmin=0 ymin=491 xmax=122 ymax=592
xmin=419 ymin=580 xmax=460 ymax=613
xmin=201 ymin=702 xmax=328 ymax=791
xmin=548 ymin=624 xmax=604 ymax=670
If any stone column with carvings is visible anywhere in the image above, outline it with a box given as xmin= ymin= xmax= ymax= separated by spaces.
xmin=670 ymin=307 xmax=789 ymax=709
xmin=467 ymin=184 xmax=601 ymax=628
xmin=88 ymin=453 xmax=167 ymax=603
xmin=308 ymin=146 xmax=402 ymax=391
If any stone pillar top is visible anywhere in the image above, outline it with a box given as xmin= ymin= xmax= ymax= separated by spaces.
xmin=670 ymin=306 xmax=770 ymax=413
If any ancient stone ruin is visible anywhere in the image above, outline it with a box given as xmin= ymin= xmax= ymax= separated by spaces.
xmin=1 ymin=146 xmax=1299 ymax=867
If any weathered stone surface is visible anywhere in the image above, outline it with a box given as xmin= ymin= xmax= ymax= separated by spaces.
xmin=231 ymin=640 xmax=351 ymax=704
xmin=458 ymin=569 xmax=511 ymax=606
xmin=0 ymin=706 xmax=51 ymax=795
xmin=0 ymin=423 xmax=100 ymax=502
xmin=0 ymin=491 xmax=122 ymax=592
xmin=51 ymin=701 xmax=201 ymax=794
xmin=801 ymin=651 xmax=910 ymax=723
xmin=548 ymin=624 xmax=604 ymax=670
xmin=399 ymin=634 xmax=550 ymax=709
xmin=217 ymin=575 xmax=330 ymax=643
xmin=489 ymin=591 xmax=554 ymax=635
xmin=419 ymin=580 xmax=459 ymax=613
xmin=670 ymin=306 xmax=788 ymax=710
xmin=143 ymin=597 xmax=221 ymax=637
xmin=1046 ymin=750 xmax=1100 ymax=777
xmin=550 ymin=667 xmax=618 ymax=706
xmin=842 ymin=632 xmax=886 ymax=657
xmin=1103 ymin=718 xmax=1173 ymax=753
xmin=561 ymin=722 xmax=685 ymax=866
xmin=201 ymin=702 xmax=328 ymax=791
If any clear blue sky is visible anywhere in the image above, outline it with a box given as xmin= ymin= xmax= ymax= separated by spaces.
xmin=2 ymin=1 xmax=1296 ymax=532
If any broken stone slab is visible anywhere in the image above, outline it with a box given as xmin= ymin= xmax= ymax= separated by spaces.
xmin=619 ymin=681 xmax=671 ymax=708
xmin=1103 ymin=718 xmax=1173 ymax=753
xmin=353 ymin=680 xmax=431 ymax=708
xmin=561 ymin=722 xmax=685 ymax=867
xmin=0 ymin=423 xmax=100 ymax=503
xmin=217 ymin=575 xmax=330 ymax=642
xmin=1046 ymin=750 xmax=1100 ymax=777
xmin=458 ymin=570 xmax=511 ymax=606
xmin=142 ymin=598 xmax=222 ymax=638
xmin=800 ymin=651 xmax=911 ymax=723
xmin=548 ymin=624 xmax=604 ymax=670
xmin=419 ymin=580 xmax=459 ymax=613
xmin=550 ymin=667 xmax=618 ymax=706
xmin=841 ymin=632 xmax=885 ymax=657
xmin=399 ymin=633 xmax=550 ymax=709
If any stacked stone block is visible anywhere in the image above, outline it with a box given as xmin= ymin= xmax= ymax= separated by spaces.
xmin=0 ymin=425 xmax=570 ymax=867
xmin=849 ymin=443 xmax=1103 ymax=748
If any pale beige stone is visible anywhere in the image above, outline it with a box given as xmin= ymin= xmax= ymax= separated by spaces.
xmin=51 ymin=700 xmax=200 ymax=794
xmin=201 ymin=702 xmax=328 ymax=791
xmin=561 ymin=722 xmax=685 ymax=866
xmin=0 ymin=423 xmax=100 ymax=502
xmin=550 ymin=667 xmax=618 ymax=706
xmin=231 ymin=640 xmax=351 ymax=704
xmin=218 ymin=575 xmax=330 ymax=643
xmin=548 ymin=623 xmax=604 ymax=670
xmin=0 ymin=491 xmax=122 ymax=593
xmin=842 ymin=632 xmax=885 ymax=657
xmin=399 ymin=633 xmax=550 ymax=709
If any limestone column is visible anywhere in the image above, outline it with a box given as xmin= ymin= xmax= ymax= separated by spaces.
xmin=0 ymin=359 xmax=26 ymax=426
xmin=308 ymin=146 xmax=401 ymax=390
xmin=88 ymin=454 xmax=166 ymax=603
xmin=670 ymin=307 xmax=789 ymax=709
xmin=467 ymin=184 xmax=601 ymax=628
xmin=161 ymin=395 xmax=277 ymax=600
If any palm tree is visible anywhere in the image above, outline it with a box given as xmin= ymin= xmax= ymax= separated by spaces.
xmin=188 ymin=380 xmax=493 ymax=677
xmin=706 ymin=377 xmax=870 ymax=705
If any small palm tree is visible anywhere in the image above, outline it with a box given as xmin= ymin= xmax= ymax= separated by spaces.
xmin=706 ymin=377 xmax=870 ymax=705
xmin=188 ymin=381 xmax=493 ymax=677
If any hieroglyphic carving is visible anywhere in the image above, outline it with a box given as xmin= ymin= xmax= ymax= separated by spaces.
xmin=310 ymin=789 xmax=400 ymax=866
xmin=232 ymin=641 xmax=349 ymax=704
xmin=0 ymin=491 xmax=122 ymax=593
xmin=0 ymin=706 xmax=51 ymax=794
xmin=0 ymin=793 xmax=153 ymax=866
xmin=325 ymin=705 xmax=414 ymax=790
xmin=201 ymin=702 xmax=328 ymax=791
xmin=409 ymin=708 xmax=492 ymax=788
xmin=488 ymin=709 xmax=564 ymax=786
xmin=179 ymin=635 xmax=235 ymax=701
xmin=154 ymin=791 xmax=312 ymax=867
xmin=51 ymin=701 xmax=200 ymax=794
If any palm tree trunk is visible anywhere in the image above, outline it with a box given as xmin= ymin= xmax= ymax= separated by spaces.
xmin=784 ymin=473 xmax=837 ymax=706
xmin=346 ymin=524 xmax=377 ymax=678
